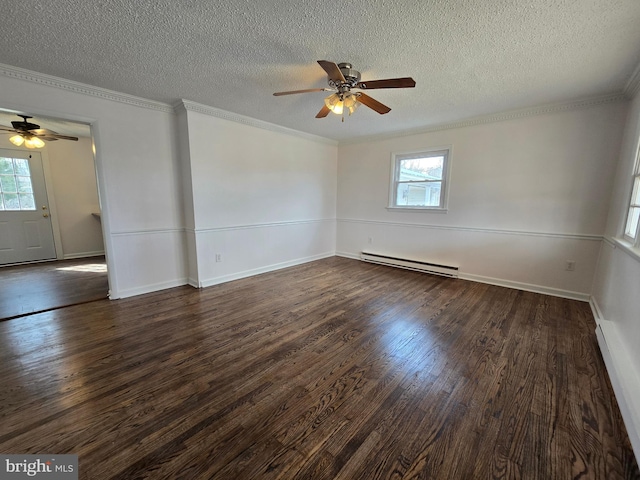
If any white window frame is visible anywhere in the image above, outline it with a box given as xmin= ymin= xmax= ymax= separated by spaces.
xmin=388 ymin=146 xmax=452 ymax=212
xmin=622 ymin=140 xmax=640 ymax=245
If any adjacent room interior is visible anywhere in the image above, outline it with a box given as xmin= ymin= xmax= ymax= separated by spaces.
xmin=0 ymin=115 xmax=108 ymax=318
xmin=1 ymin=1 xmax=640 ymax=478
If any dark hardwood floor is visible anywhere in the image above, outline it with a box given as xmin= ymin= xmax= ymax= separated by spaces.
xmin=0 ymin=256 xmax=108 ymax=320
xmin=0 ymin=257 xmax=638 ymax=479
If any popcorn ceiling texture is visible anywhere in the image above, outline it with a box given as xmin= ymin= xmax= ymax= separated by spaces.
xmin=1 ymin=0 xmax=640 ymax=141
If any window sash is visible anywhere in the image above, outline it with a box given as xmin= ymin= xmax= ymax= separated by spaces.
xmin=391 ymin=149 xmax=449 ymax=210
xmin=624 ymin=174 xmax=640 ymax=242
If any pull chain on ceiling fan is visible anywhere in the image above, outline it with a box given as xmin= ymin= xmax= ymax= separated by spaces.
xmin=273 ymin=60 xmax=416 ymax=121
xmin=0 ymin=115 xmax=79 ymax=148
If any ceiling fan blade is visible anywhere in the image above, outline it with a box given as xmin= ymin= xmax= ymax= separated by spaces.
xmin=31 ymin=129 xmax=78 ymax=141
xmin=356 ymin=77 xmax=416 ymax=89
xmin=0 ymin=126 xmax=17 ymax=132
xmin=357 ymin=93 xmax=391 ymax=114
xmin=31 ymin=128 xmax=59 ymax=135
xmin=32 ymin=133 xmax=59 ymax=141
xmin=273 ymin=88 xmax=329 ymax=96
xmin=52 ymin=135 xmax=78 ymax=141
xmin=315 ymin=105 xmax=331 ymax=118
xmin=317 ymin=60 xmax=346 ymax=83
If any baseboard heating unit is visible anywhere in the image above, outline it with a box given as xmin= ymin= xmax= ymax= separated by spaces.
xmin=360 ymin=252 xmax=459 ymax=279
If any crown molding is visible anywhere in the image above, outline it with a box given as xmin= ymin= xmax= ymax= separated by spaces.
xmin=625 ymin=61 xmax=640 ymax=99
xmin=0 ymin=63 xmax=174 ymax=113
xmin=1 ymin=62 xmax=631 ymax=144
xmin=340 ymin=92 xmax=628 ymax=146
xmin=177 ymin=99 xmax=337 ymax=146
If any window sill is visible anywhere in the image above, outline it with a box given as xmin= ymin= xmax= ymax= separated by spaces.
xmin=386 ymin=207 xmax=448 ymax=213
xmin=611 ymin=236 xmax=640 ymax=263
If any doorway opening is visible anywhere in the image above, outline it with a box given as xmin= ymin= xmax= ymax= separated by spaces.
xmin=0 ymin=109 xmax=109 ymax=320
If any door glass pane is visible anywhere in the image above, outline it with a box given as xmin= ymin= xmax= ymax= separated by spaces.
xmin=0 ymin=157 xmax=14 ymax=174
xmin=19 ymin=193 xmax=36 ymax=210
xmin=3 ymin=193 xmax=20 ymax=210
xmin=16 ymin=176 xmax=33 ymax=193
xmin=13 ymin=158 xmax=30 ymax=176
xmin=0 ymin=159 xmax=36 ymax=211
xmin=0 ymin=175 xmax=17 ymax=192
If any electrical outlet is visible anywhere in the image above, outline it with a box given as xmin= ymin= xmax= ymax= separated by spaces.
xmin=215 ymin=253 xmax=222 ymax=262
xmin=565 ymin=260 xmax=575 ymax=271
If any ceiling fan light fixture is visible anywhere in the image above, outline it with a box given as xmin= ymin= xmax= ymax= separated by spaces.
xmin=25 ymin=136 xmax=45 ymax=149
xmin=324 ymin=92 xmax=360 ymax=116
xmin=324 ymin=93 xmax=343 ymax=115
xmin=15 ymin=135 xmax=45 ymax=149
xmin=343 ymin=93 xmax=360 ymax=115
xmin=9 ymin=134 xmax=25 ymax=147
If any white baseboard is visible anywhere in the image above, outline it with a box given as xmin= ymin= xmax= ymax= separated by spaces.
xmin=198 ymin=251 xmax=335 ymax=288
xmin=62 ymin=250 xmax=105 ymax=260
xmin=112 ymin=278 xmax=189 ymax=299
xmin=336 ymin=251 xmax=589 ymax=301
xmin=591 ymin=298 xmax=640 ymax=463
xmin=335 ymin=251 xmax=360 ymax=260
xmin=116 ymin=252 xmax=336 ymax=295
xmin=459 ymin=272 xmax=589 ymax=301
xmin=589 ymin=297 xmax=605 ymax=326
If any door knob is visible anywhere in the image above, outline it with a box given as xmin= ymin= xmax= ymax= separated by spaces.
xmin=43 ymin=213 xmax=49 ymax=218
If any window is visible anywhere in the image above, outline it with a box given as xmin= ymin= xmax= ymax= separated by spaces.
xmin=0 ymin=157 xmax=36 ymax=211
xmin=623 ymin=142 xmax=640 ymax=244
xmin=389 ymin=148 xmax=451 ymax=211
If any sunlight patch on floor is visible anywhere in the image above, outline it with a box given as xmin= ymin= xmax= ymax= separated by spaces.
xmin=57 ymin=264 xmax=107 ymax=273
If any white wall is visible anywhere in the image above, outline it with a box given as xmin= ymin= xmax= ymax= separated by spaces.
xmin=0 ymin=66 xmax=186 ymax=298
xmin=42 ymin=137 xmax=104 ymax=258
xmin=178 ymin=102 xmax=337 ymax=287
xmin=591 ymin=91 xmax=640 ymax=460
xmin=0 ymin=66 xmax=338 ymax=298
xmin=337 ymin=101 xmax=628 ymax=299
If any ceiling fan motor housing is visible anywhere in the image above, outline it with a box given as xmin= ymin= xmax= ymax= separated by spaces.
xmin=337 ymin=63 xmax=361 ymax=87
xmin=12 ymin=119 xmax=40 ymax=131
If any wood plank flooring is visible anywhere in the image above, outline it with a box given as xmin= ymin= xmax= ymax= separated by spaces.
xmin=0 ymin=257 xmax=638 ymax=479
xmin=0 ymin=257 xmax=108 ymax=320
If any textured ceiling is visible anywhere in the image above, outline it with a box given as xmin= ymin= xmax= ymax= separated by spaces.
xmin=1 ymin=0 xmax=640 ymax=141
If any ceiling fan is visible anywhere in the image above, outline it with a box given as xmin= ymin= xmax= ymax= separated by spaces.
xmin=273 ymin=60 xmax=416 ymax=120
xmin=0 ymin=115 xmax=79 ymax=148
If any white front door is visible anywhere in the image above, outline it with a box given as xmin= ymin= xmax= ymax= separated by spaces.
xmin=0 ymin=149 xmax=56 ymax=265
